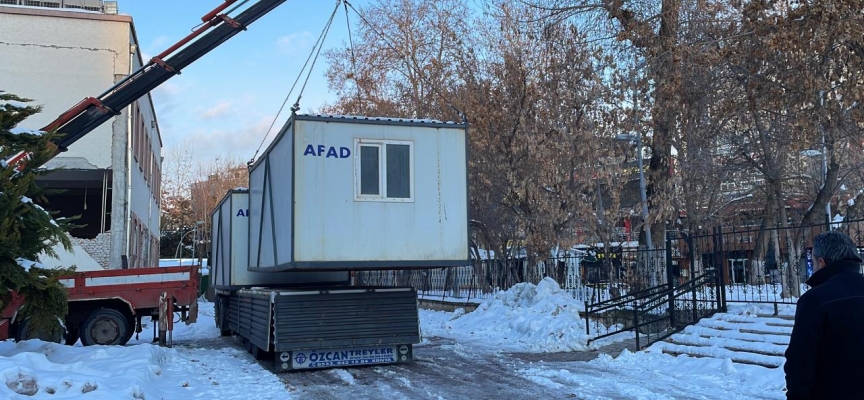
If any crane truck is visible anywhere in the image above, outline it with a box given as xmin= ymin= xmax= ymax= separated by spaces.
xmin=2 ymin=0 xmax=299 ymax=348
xmin=1 ymin=0 xmax=471 ymax=372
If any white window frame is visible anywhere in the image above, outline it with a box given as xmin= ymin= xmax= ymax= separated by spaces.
xmin=354 ymin=139 xmax=414 ymax=202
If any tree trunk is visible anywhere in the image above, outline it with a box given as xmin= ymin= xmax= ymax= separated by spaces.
xmin=775 ymin=184 xmax=802 ymax=298
xmin=646 ymin=0 xmax=681 ymax=246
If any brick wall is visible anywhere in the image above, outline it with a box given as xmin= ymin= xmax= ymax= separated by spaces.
xmin=71 ymin=232 xmax=112 ymax=269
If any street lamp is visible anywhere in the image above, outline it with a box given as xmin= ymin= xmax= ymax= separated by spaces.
xmin=616 ymin=58 xmax=657 ymax=286
xmin=616 ymin=132 xmax=652 ymax=252
xmin=617 ymin=131 xmax=655 ymax=286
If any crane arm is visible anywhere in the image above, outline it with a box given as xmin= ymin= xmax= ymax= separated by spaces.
xmin=30 ymin=0 xmax=288 ymax=165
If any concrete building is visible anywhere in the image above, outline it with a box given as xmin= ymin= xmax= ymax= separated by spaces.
xmin=0 ymin=0 xmax=162 ymax=270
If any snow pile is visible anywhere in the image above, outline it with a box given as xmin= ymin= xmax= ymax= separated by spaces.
xmin=0 ymin=340 xmax=167 ymax=398
xmin=422 ymin=277 xmax=591 ymax=353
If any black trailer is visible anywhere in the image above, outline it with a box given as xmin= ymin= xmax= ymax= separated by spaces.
xmin=216 ymin=286 xmax=420 ymax=371
xmin=211 ymin=189 xmax=424 ymax=371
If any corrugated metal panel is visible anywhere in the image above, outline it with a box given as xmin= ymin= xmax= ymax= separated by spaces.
xmin=225 ymin=292 xmax=273 ymax=351
xmin=272 ymin=288 xmax=420 ymax=352
xmin=227 ymin=296 xmax=241 ymax=333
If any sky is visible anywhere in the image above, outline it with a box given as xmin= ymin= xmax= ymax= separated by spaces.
xmin=119 ymin=0 xmax=367 ymax=163
xmin=0 ymin=278 xmax=788 ymax=399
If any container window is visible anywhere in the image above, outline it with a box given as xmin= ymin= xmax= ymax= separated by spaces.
xmin=386 ymin=144 xmax=410 ymax=198
xmin=359 ymin=145 xmax=380 ymax=195
xmin=355 ymin=140 xmax=413 ymax=202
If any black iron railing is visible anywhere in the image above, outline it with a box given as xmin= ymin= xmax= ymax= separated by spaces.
xmin=687 ymin=218 xmax=864 ymax=312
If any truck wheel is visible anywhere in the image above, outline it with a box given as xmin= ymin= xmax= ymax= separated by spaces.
xmin=15 ymin=318 xmax=62 ymax=343
xmin=80 ymin=308 xmax=130 ymax=346
xmin=120 ymin=316 xmax=135 ymax=345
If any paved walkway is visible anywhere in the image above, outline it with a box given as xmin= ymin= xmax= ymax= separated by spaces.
xmin=507 ymin=338 xmax=639 ymax=363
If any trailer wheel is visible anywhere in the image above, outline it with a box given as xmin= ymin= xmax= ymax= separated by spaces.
xmin=15 ymin=318 xmax=62 ymax=343
xmin=215 ymin=297 xmax=231 ymax=336
xmin=80 ymin=308 xmax=130 ymax=346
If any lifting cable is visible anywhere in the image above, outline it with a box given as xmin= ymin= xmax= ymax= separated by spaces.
xmin=249 ymin=0 xmax=342 ymax=166
xmin=342 ymin=1 xmax=467 ymax=123
xmin=343 ymin=1 xmax=362 ymax=108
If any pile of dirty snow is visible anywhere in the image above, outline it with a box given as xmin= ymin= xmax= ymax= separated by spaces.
xmin=420 ymin=277 xmax=592 ymax=353
xmin=1 ymin=340 xmax=166 ymax=398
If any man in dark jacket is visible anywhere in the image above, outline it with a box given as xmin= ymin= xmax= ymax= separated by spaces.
xmin=784 ymin=230 xmax=864 ymax=399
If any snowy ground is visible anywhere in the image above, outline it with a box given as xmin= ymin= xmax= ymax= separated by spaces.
xmin=1 ymin=278 xmax=788 ymax=399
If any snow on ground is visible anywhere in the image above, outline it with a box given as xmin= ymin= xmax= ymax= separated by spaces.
xmin=421 ymin=279 xmax=786 ymax=398
xmin=519 ymin=349 xmax=785 ymax=399
xmin=726 ymin=302 xmax=797 ymax=317
xmin=421 ymin=277 xmax=595 ymax=353
xmin=2 ymin=280 xmax=790 ymax=399
xmin=1 ymin=302 xmax=285 ymax=399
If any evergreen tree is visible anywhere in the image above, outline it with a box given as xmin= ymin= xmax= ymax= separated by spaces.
xmin=0 ymin=90 xmax=75 ymax=339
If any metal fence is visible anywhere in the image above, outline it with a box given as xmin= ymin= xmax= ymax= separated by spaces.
xmin=355 ymin=247 xmax=669 ymax=305
xmin=356 ymin=219 xmax=864 ymax=347
xmin=687 ymin=218 xmax=864 ymax=310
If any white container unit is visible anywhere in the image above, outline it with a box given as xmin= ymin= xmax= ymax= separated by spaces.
xmin=210 ymin=189 xmax=349 ymax=287
xmin=248 ymin=114 xmax=470 ymax=271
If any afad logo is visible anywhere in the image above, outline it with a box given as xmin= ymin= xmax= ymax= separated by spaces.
xmin=303 ymin=144 xmax=350 ymax=158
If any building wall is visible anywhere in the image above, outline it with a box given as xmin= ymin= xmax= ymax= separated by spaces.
xmin=70 ymin=233 xmax=113 ymax=269
xmin=0 ymin=5 xmax=162 ymax=269
xmin=128 ymin=37 xmax=162 ymax=268
xmin=0 ymin=7 xmax=130 ymax=169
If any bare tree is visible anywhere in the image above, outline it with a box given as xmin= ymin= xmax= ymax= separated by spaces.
xmin=159 ymin=141 xmax=249 ymax=258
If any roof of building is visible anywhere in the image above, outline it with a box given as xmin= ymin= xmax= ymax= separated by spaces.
xmin=0 ymin=3 xmax=131 ymax=23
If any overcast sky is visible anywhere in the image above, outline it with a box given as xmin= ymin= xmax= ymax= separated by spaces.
xmin=120 ymin=1 xmax=365 ymax=163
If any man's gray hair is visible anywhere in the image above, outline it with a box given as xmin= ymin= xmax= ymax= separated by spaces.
xmin=812 ymin=231 xmax=863 ymax=265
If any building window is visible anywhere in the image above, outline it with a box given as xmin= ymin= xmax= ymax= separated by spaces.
xmin=355 ymin=139 xmax=413 ymax=202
